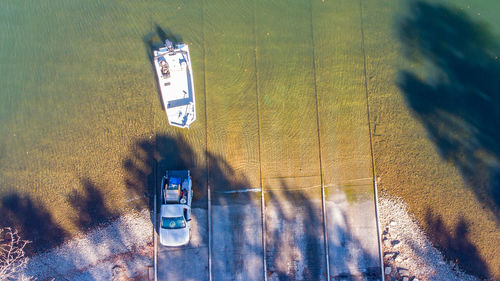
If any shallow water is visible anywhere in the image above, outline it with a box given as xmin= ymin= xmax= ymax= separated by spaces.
xmin=1 ymin=0 xmax=499 ymax=278
xmin=0 ymin=0 xmax=372 ymax=215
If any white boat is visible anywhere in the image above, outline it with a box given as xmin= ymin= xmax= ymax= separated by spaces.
xmin=153 ymin=39 xmax=196 ymax=128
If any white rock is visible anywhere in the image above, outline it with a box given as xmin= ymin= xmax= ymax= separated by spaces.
xmin=384 ymin=239 xmax=391 ymax=248
xmin=385 ymin=266 xmax=392 ymax=275
xmin=378 ymin=196 xmax=481 ymax=281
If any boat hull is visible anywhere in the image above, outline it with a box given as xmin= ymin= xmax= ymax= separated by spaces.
xmin=153 ymin=43 xmax=196 ymax=128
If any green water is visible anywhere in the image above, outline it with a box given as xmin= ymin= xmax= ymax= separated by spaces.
xmin=0 ymin=0 xmax=370 ymax=214
xmin=1 ymin=0 xmax=500 ymax=276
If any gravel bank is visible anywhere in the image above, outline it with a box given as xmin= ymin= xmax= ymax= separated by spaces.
xmin=19 ymin=196 xmax=489 ymax=281
xmin=22 ymin=209 xmax=153 ymax=281
xmin=378 ymin=195 xmax=484 ymax=281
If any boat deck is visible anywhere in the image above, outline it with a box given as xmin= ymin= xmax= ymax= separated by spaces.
xmin=154 ymin=45 xmax=196 ymax=128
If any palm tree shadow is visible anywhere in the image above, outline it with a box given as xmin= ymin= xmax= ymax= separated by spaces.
xmin=397 ymin=1 xmax=500 ymax=215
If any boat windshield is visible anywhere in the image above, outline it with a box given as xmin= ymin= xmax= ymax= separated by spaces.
xmin=161 ymin=216 xmax=186 ymax=229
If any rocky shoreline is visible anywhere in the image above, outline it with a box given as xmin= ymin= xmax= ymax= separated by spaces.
xmin=17 ymin=196 xmax=489 ymax=280
xmin=21 ymin=209 xmax=154 ymax=280
xmin=378 ymin=195 xmax=485 ymax=281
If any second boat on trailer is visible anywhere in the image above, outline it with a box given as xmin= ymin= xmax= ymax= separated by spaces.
xmin=153 ymin=39 xmax=196 ymax=128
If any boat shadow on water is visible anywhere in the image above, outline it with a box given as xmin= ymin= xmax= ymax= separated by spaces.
xmin=142 ymin=24 xmax=183 ymax=112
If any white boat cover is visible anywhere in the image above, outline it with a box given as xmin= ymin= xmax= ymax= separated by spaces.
xmin=154 ymin=42 xmax=196 ymax=128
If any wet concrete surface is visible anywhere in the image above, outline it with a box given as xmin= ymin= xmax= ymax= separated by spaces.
xmin=157 ymin=208 xmax=209 ymax=281
xmin=156 ymin=184 xmax=382 ymax=281
xmin=264 ymin=189 xmax=327 ymax=281
xmin=211 ymin=193 xmax=264 ymax=281
xmin=326 ymin=184 xmax=381 ymax=280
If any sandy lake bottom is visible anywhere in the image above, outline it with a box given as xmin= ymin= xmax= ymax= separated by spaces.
xmin=1 ymin=0 xmax=499 ymax=279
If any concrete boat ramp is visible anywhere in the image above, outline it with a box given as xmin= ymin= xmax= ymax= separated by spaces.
xmin=155 ymin=180 xmax=382 ymax=281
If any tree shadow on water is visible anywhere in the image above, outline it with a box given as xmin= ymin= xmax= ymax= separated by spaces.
xmin=67 ymin=178 xmax=119 ymax=231
xmin=0 ymin=133 xmax=383 ymax=279
xmin=398 ymin=1 xmax=500 ymax=215
xmin=122 ymin=134 xmax=205 ymax=211
xmin=424 ymin=210 xmax=490 ymax=278
xmin=122 ymin=134 xmax=381 ymax=280
xmin=398 ymin=2 xmax=500 ymax=277
xmin=0 ymin=194 xmax=68 ymax=255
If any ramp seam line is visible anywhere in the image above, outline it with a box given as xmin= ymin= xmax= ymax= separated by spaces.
xmin=201 ymin=2 xmax=212 ymax=280
xmin=253 ymin=0 xmax=267 ymax=280
xmin=154 ymin=191 xmax=157 ymax=281
xmin=359 ymin=0 xmax=385 ymax=280
xmin=309 ymin=0 xmax=331 ymax=279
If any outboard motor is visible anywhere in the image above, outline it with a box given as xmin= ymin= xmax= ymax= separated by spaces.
xmin=165 ymin=39 xmax=174 ymax=51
